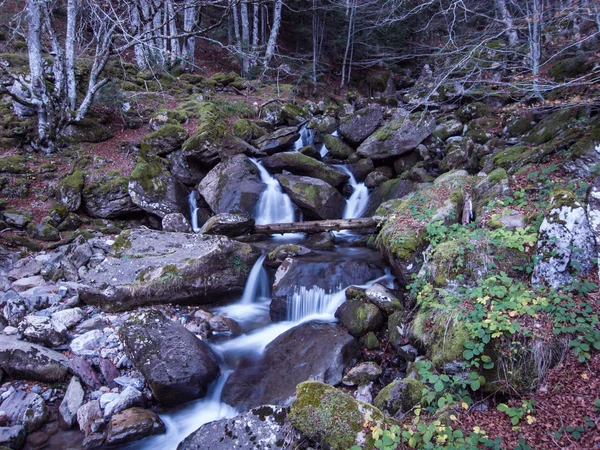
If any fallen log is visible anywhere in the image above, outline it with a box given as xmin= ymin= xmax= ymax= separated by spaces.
xmin=252 ymin=217 xmax=377 ymax=235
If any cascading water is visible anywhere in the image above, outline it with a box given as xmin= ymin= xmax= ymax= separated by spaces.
xmin=250 ymin=158 xmax=296 ymax=225
xmin=188 ymin=192 xmax=201 ymax=233
xmin=293 ymin=124 xmax=315 ymax=151
xmin=337 ymin=165 xmax=369 ymax=219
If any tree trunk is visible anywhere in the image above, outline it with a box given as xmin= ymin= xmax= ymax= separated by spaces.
xmin=494 ymin=0 xmax=518 ymax=46
xmin=264 ymin=0 xmax=283 ymax=66
xmin=166 ymin=0 xmax=180 ymax=66
xmin=240 ymin=0 xmax=250 ymax=75
xmin=181 ymin=0 xmax=196 ymax=71
xmin=340 ymin=0 xmax=356 ymax=88
xmin=65 ymin=0 xmax=78 ymax=109
xmin=527 ymin=0 xmax=544 ymax=100
xmin=252 ymin=1 xmax=259 ymax=53
xmin=252 ymin=217 xmax=377 ymax=235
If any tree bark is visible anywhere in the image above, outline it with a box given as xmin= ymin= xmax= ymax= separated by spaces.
xmin=263 ymin=0 xmax=283 ymax=66
xmin=240 ymin=0 xmax=250 ymax=75
xmin=252 ymin=217 xmax=377 ymax=235
xmin=494 ymin=0 xmax=518 ymax=46
xmin=181 ymin=0 xmax=197 ymax=70
xmin=65 ymin=0 xmax=78 ymax=109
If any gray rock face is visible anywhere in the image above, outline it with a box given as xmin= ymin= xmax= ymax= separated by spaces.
xmin=533 ymin=189 xmax=596 ymax=289
xmin=162 ymin=213 xmax=192 ymax=232
xmin=177 ymin=405 xmax=294 ymax=450
xmin=339 ymin=107 xmax=384 ymax=146
xmin=1 ymin=390 xmax=48 ymax=432
xmin=20 ymin=315 xmax=67 ymax=347
xmin=261 ymin=152 xmax=349 ymax=187
xmin=564 ymin=139 xmax=600 ymax=178
xmin=83 ymin=185 xmax=141 ymax=220
xmin=588 ymin=176 xmax=600 ymax=254
xmin=119 ymin=309 xmax=220 ymax=406
xmin=77 ymin=400 xmax=102 ymax=436
xmin=142 ymin=125 xmax=188 ymax=156
xmin=0 ymin=425 xmax=26 ymax=449
xmin=103 ymin=386 xmax=144 ymax=419
xmin=51 ymin=308 xmax=85 ymax=330
xmin=253 ymin=127 xmax=300 ymax=154
xmin=342 ymin=362 xmax=383 ymax=386
xmin=78 ymin=229 xmax=259 ymax=311
xmin=70 ymin=330 xmax=107 ymax=357
xmin=106 ymin=407 xmax=166 ymax=446
xmin=0 ymin=335 xmax=69 ymax=382
xmin=198 ymin=154 xmax=264 ymax=216
xmin=59 ymin=376 xmax=85 ymax=429
xmin=365 ymin=283 xmax=402 ymax=315
xmin=128 ymin=166 xmax=189 ymax=219
xmin=270 ymin=258 xmax=386 ymax=321
xmin=222 ymin=322 xmax=359 ymax=409
xmin=364 ymin=178 xmax=415 ymax=217
xmin=275 ymin=174 xmax=345 ymax=220
xmin=358 ymin=112 xmax=436 ymax=160
xmin=199 ymin=214 xmax=255 ymax=237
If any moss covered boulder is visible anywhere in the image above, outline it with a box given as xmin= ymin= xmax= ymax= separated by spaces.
xmin=83 ymin=172 xmax=141 ymax=219
xmin=440 ymin=137 xmax=478 ymax=173
xmin=199 ymin=213 xmax=254 ymax=237
xmin=232 ymin=118 xmax=266 ymax=142
xmin=280 ymin=102 xmax=308 ymax=126
xmin=564 ymin=116 xmax=600 ymax=178
xmin=26 ymin=223 xmax=60 ymax=242
xmin=363 ymin=178 xmax=415 ymax=217
xmin=0 ymin=155 xmax=28 ymax=174
xmin=335 ymin=299 xmax=384 ymax=337
xmin=323 ymin=134 xmax=353 ymax=159
xmin=63 ymin=119 xmax=113 ymax=143
xmin=197 ymin=154 xmax=263 ymax=217
xmin=373 ymin=378 xmax=425 ymax=416
xmin=457 ymin=102 xmax=487 ymax=123
xmin=289 ymin=381 xmax=390 ymax=450
xmin=57 ymin=170 xmax=84 ymax=211
xmin=262 ymin=151 xmax=349 ymax=187
xmin=339 ymin=106 xmax=384 ymax=146
xmin=253 ymin=126 xmax=300 ymax=154
xmin=275 ymin=173 xmax=345 ymax=220
xmin=141 ymin=124 xmax=188 ymax=156
xmin=179 ymin=102 xmax=228 ymax=168
xmin=307 ymin=116 xmax=337 ymax=134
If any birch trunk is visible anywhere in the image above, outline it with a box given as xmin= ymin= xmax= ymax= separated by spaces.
xmin=181 ymin=0 xmax=196 ymax=71
xmin=340 ymin=0 xmax=356 ymax=88
xmin=65 ymin=0 xmax=78 ymax=109
xmin=252 ymin=1 xmax=259 ymax=53
xmin=166 ymin=0 xmax=180 ymax=66
xmin=240 ymin=0 xmax=250 ymax=75
xmin=527 ymin=0 xmax=544 ymax=100
xmin=264 ymin=0 xmax=283 ymax=66
xmin=494 ymin=0 xmax=518 ymax=46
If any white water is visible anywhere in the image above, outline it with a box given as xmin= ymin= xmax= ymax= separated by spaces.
xmin=337 ymin=165 xmax=369 ymax=219
xmin=293 ymin=124 xmax=315 ymax=151
xmin=250 ymin=158 xmax=296 ymax=225
xmin=188 ymin=192 xmax=201 ymax=233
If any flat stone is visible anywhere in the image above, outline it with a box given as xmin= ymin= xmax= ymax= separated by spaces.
xmin=70 ymin=330 xmax=107 ymax=357
xmin=69 ymin=356 xmax=102 ymax=390
xmin=11 ymin=276 xmax=45 ymax=293
xmin=59 ymin=376 xmax=85 ymax=429
xmin=103 ymin=386 xmax=144 ymax=420
xmin=0 ymin=335 xmax=69 ymax=382
xmin=1 ymin=390 xmax=48 ymax=432
xmin=106 ymin=407 xmax=165 ymax=446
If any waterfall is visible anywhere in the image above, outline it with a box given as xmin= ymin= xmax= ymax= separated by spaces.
xmin=239 ymin=255 xmax=269 ymax=305
xmin=286 ymin=286 xmax=345 ymax=322
xmin=188 ymin=192 xmax=201 ymax=233
xmin=337 ymin=165 xmax=369 ymax=219
xmin=250 ymin=158 xmax=296 ymax=225
xmin=293 ymin=124 xmax=315 ymax=151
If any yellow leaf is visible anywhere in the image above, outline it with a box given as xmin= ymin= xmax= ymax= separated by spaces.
xmin=582 ymin=373 xmax=589 ymax=380
xmin=509 ymin=310 xmax=518 ymax=317
xmin=473 ymin=426 xmax=481 ymax=434
xmin=462 ymin=402 xmax=469 ymax=410
xmin=449 ymin=415 xmax=457 ymax=421
xmin=526 ymin=415 xmax=536 ymax=424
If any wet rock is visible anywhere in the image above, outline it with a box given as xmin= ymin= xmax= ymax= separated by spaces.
xmin=1 ymin=390 xmax=48 ymax=432
xmin=0 ymin=425 xmax=26 ymax=449
xmin=262 ymin=151 xmax=349 ymax=187
xmin=177 ymin=405 xmax=294 ymax=450
xmin=253 ymin=127 xmax=300 ymax=154
xmin=364 ymin=284 xmax=402 ymax=315
xmin=342 ymin=362 xmax=383 ymax=386
xmin=323 ymin=134 xmax=354 ymax=160
xmin=267 ymin=244 xmax=313 ymax=266
xmin=103 ymin=386 xmax=144 ymax=419
xmin=364 ymin=171 xmax=389 ymax=189
xmin=161 ymin=213 xmax=192 ymax=233
xmin=198 ymin=154 xmax=263 ymax=217
xmin=83 ymin=175 xmax=141 ymax=219
xmin=335 ymin=299 xmax=384 ymax=337
xmin=363 ymin=178 xmax=415 ymax=217
xmin=304 ymin=231 xmax=335 ymax=251
xmin=275 ymin=174 xmax=345 ymax=220
xmin=339 ymin=107 xmax=384 ymax=146
xmin=348 ymin=157 xmax=375 ymax=182
xmin=78 ymin=229 xmax=258 ymax=311
xmin=106 ymin=407 xmax=165 ymax=446
xmin=142 ymin=124 xmax=188 ymax=156
xmin=59 ymin=377 xmax=85 ymax=429
xmin=357 ymin=111 xmax=436 ymax=160
xmin=222 ymin=322 xmax=360 ymax=409
xmin=0 ymin=336 xmax=69 ymax=382
xmin=70 ymin=330 xmax=107 ymax=357
xmin=199 ymin=214 xmax=254 ymax=237
xmin=51 ymin=308 xmax=85 ymax=330
xmin=119 ymin=309 xmax=219 ymax=406
xmin=532 ymin=189 xmax=596 ymax=289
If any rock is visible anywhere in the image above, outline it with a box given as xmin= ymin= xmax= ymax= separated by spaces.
xmin=304 ymin=232 xmax=335 ymax=250
xmin=106 ymin=407 xmax=165 ymax=446
xmin=262 ymin=152 xmax=349 ymax=187
xmin=357 ymin=112 xmax=436 ymax=160
xmin=197 ymin=154 xmax=263 ymax=216
xmin=83 ymin=174 xmax=141 ymax=219
xmin=394 ymin=150 xmax=422 ymax=175
xmin=349 ymin=157 xmax=375 ymax=182
xmin=342 ymin=362 xmax=383 ymax=386
xmin=199 ymin=214 xmax=254 ymax=237
xmin=354 ymin=383 xmax=373 ymax=404
xmin=373 ymin=378 xmax=425 ymax=416
xmin=69 ymin=357 xmax=103 ymax=390
xmin=63 ymin=119 xmax=112 ymax=143
xmin=457 ymin=102 xmax=487 ymax=122
xmin=387 ymin=311 xmax=406 ymax=350
xmin=162 ymin=213 xmax=192 ymax=232
xmin=128 ymin=155 xmax=189 ymax=218
xmin=565 ymin=124 xmax=600 ymax=178
xmin=364 ymin=171 xmax=389 ymax=189
xmin=99 ymin=359 xmax=120 ymax=388
xmin=177 ymin=405 xmax=293 ymax=450
xmin=0 ymin=425 xmax=25 ymax=449
xmin=1 ymin=390 xmax=48 ymax=432
xmin=275 ymin=174 xmax=346 ymax=220
xmin=323 ymin=134 xmax=354 ymax=159
xmin=78 ymin=229 xmax=258 ymax=311
xmin=253 ymin=127 xmax=300 ymax=154
xmin=119 ymin=309 xmax=219 ymax=406
xmin=363 ymin=178 xmax=415 ymax=217
xmin=11 ymin=275 xmax=45 ymax=293
xmin=289 ymin=381 xmax=390 ymax=450
xmin=77 ymin=400 xmax=102 ymax=436
xmin=179 ymin=102 xmax=228 ymax=167
xmin=2 ymin=211 xmax=32 ymax=229
xmin=364 ymin=283 xmax=403 ymax=314
xmin=75 ymin=316 xmax=106 ymax=333
xmin=70 ymin=330 xmax=107 ymax=357
xmin=532 ymin=189 xmax=596 ymax=289
xmin=141 ymin=124 xmax=188 ymax=156
xmin=270 ymin=258 xmax=385 ymax=321
xmin=113 ymin=376 xmax=144 ymax=390
xmin=0 ymin=335 xmax=69 ymax=382
xmin=20 ymin=315 xmax=67 ymax=347
xmin=433 ymin=117 xmax=463 ymax=141
xmin=59 ymin=377 xmax=85 ymax=429
xmin=232 ymin=118 xmax=266 ymax=142
xmin=26 ymin=223 xmax=61 ymax=242
xmin=267 ymin=244 xmax=313 ymax=266
xmin=51 ymin=308 xmax=84 ymax=330
xmin=64 ymin=236 xmax=93 ymax=269
xmin=335 ymin=299 xmax=384 ymax=337
xmin=339 ymin=107 xmax=384 ymax=146
xmin=103 ymin=386 xmax=144 ymax=419
xmin=100 ymin=393 xmax=119 ymax=410
xmin=587 ymin=175 xmax=600 ymax=254
xmin=222 ymin=322 xmax=360 ymax=409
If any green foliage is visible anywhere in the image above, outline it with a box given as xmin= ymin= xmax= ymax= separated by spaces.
xmin=497 ymin=400 xmax=535 ymax=426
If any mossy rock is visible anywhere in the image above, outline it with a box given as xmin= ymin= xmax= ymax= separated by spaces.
xmin=465 ymin=118 xmax=498 ymax=144
xmin=181 ymin=102 xmax=228 ymax=166
xmin=549 ymin=55 xmax=594 ymax=82
xmin=141 ymin=124 xmax=188 ymax=156
xmin=323 ymin=134 xmax=353 ymax=160
xmin=361 ymin=331 xmax=380 ymax=350
xmin=289 ymin=381 xmax=388 ymax=450
xmin=491 ymin=145 xmax=547 ymax=174
xmin=0 ymin=155 xmax=28 ymax=174
xmin=523 ymin=107 xmax=588 ymax=145
xmin=130 ymin=155 xmax=168 ymax=196
xmin=387 ymin=310 xmax=405 ymax=349
xmin=335 ymin=299 xmax=384 ymax=337
xmin=26 ymin=222 xmax=60 ymax=242
xmin=412 ymin=312 xmax=468 ymax=370
xmin=457 ymin=102 xmax=487 ymax=123
xmin=209 ymin=71 xmax=238 ymax=86
xmin=373 ymin=378 xmax=425 ymax=416
xmin=232 ymin=118 xmax=266 ymax=142
xmin=280 ymin=103 xmax=308 ymax=125
xmin=506 ymin=112 xmax=535 ymax=137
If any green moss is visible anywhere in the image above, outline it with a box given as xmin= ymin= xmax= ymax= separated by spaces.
xmin=143 ymin=123 xmax=187 ymax=143
xmin=492 ymin=145 xmax=529 ymax=170
xmin=209 ymin=71 xmax=238 ymax=86
xmin=412 ymin=311 xmax=468 ymax=370
xmin=487 ymin=168 xmax=508 ymax=183
xmin=373 ymin=378 xmax=425 ymax=415
xmin=281 ymin=103 xmax=307 ymax=121
xmin=323 ymin=134 xmax=353 ymax=159
xmin=375 ymin=119 xmax=403 ymax=141
xmin=59 ymin=170 xmax=85 ymax=192
xmin=362 ymin=331 xmax=380 ymax=350
xmin=547 ymin=188 xmax=579 ymax=213
xmin=0 ymin=155 xmax=28 ymax=174
xmin=83 ymin=173 xmax=129 ymax=196
xmin=458 ymin=102 xmax=487 ymax=122
xmin=130 ymin=155 xmax=167 ymax=195
xmin=549 ymin=55 xmax=594 ymax=81
xmin=111 ymin=230 xmax=132 ymax=256
xmin=181 ymin=102 xmax=227 ymax=152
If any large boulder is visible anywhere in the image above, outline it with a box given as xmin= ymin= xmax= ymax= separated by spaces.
xmin=78 ymin=229 xmax=259 ymax=311
xmin=261 ymin=152 xmax=349 ymax=187
xmin=253 ymin=127 xmax=300 ymax=154
xmin=275 ymin=174 xmax=345 ymax=220
xmin=119 ymin=309 xmax=219 ymax=406
xmin=564 ymin=117 xmax=600 ymax=178
xmin=1 ymin=390 xmax=48 ymax=432
xmin=363 ymin=178 xmax=415 ymax=217
xmin=83 ymin=174 xmax=141 ymax=219
xmin=179 ymin=102 xmax=228 ymax=167
xmin=339 ymin=107 xmax=384 ymax=146
xmin=199 ymin=214 xmax=255 ymax=237
xmin=335 ymin=299 xmax=384 ymax=337
xmin=357 ymin=112 xmax=436 ymax=160
xmin=0 ymin=335 xmax=69 ymax=382
xmin=106 ymin=408 xmax=166 ymax=446
xmin=177 ymin=405 xmax=294 ymax=450
xmin=128 ymin=154 xmax=189 ymax=218
xmin=198 ymin=154 xmax=263 ymax=217
xmin=373 ymin=378 xmax=425 ymax=416
xmin=532 ymin=189 xmax=596 ymax=289
xmin=270 ymin=258 xmax=385 ymax=321
xmin=222 ymin=322 xmax=360 ymax=409
xmin=141 ymin=124 xmax=188 ymax=156
xmin=63 ymin=119 xmax=112 ymax=143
